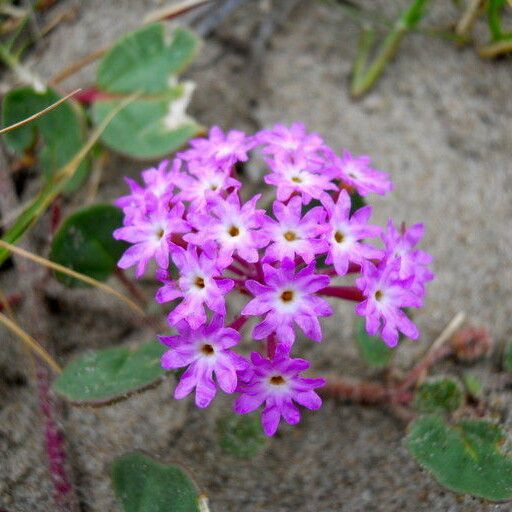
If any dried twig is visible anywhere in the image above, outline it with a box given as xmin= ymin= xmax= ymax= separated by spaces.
xmin=0 ymin=311 xmax=61 ymax=373
xmin=0 ymin=239 xmax=146 ymax=318
xmin=0 ymin=89 xmax=81 ymax=135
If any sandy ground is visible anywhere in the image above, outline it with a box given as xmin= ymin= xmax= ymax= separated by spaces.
xmin=1 ymin=1 xmax=512 ymax=511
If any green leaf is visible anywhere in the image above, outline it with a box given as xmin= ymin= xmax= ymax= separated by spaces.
xmin=53 ymin=342 xmax=166 ymax=405
xmin=92 ymin=87 xmax=201 ymax=159
xmin=217 ymin=413 xmax=267 ymax=458
xmin=407 ymin=415 xmax=512 ymax=501
xmin=1 ymin=86 xmax=89 ymax=192
xmin=112 ymin=452 xmax=202 ymax=512
xmin=463 ymin=373 xmax=483 ymax=399
xmin=349 ymin=190 xmax=366 ymax=215
xmin=413 ymin=377 xmax=463 ymax=414
xmin=355 ymin=317 xmax=393 ymax=368
xmin=49 ymin=204 xmax=127 ymax=286
xmin=97 ymin=24 xmax=199 ymax=94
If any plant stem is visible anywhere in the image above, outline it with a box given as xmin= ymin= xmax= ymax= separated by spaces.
xmin=229 ymin=315 xmax=248 ymax=331
xmin=321 ymin=375 xmax=413 ymax=406
xmin=317 ymin=285 xmax=364 ymax=302
xmin=267 ymin=334 xmax=277 ymax=359
xmin=399 ymin=344 xmax=452 ymax=391
xmin=350 ymin=0 xmax=430 ymax=98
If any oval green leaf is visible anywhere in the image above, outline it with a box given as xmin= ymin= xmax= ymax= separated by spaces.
xmin=407 ymin=415 xmax=512 ymax=501
xmin=217 ymin=412 xmax=267 ymax=459
xmin=92 ymin=87 xmax=201 ymax=159
xmin=413 ymin=377 xmax=464 ymax=414
xmin=355 ymin=317 xmax=393 ymax=368
xmin=1 ymin=86 xmax=89 ymax=192
xmin=97 ymin=24 xmax=200 ymax=94
xmin=49 ymin=204 xmax=127 ymax=286
xmin=53 ymin=342 xmax=166 ymax=405
xmin=112 ymin=452 xmax=202 ymax=512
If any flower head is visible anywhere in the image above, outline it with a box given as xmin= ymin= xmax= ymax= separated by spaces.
xmin=255 ymin=122 xmax=326 ymax=158
xmin=328 ymin=150 xmax=392 ymax=196
xmin=242 ymin=259 xmax=332 ymax=349
xmin=179 ymin=126 xmax=255 ymax=170
xmin=382 ymin=220 xmax=434 ymax=296
xmin=185 ymin=191 xmax=268 ymax=267
xmin=234 ymin=347 xmax=325 ymax=436
xmin=156 ymin=244 xmax=234 ymax=328
xmin=113 ymin=203 xmax=188 ymax=277
xmin=159 ymin=315 xmax=248 ymax=408
xmin=174 ymin=161 xmax=241 ymax=210
xmin=355 ymin=257 xmax=423 ymax=347
xmin=262 ymin=196 xmax=328 ymax=264
xmin=322 ymin=189 xmax=383 ymax=276
xmin=264 ymin=152 xmax=336 ymax=205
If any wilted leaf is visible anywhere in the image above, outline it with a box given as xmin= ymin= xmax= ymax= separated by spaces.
xmin=217 ymin=413 xmax=266 ymax=458
xmin=49 ymin=204 xmax=127 ymax=286
xmin=97 ymin=24 xmax=199 ymax=94
xmin=53 ymin=342 xmax=166 ymax=405
xmin=407 ymin=415 xmax=512 ymax=501
xmin=92 ymin=87 xmax=201 ymax=159
xmin=355 ymin=317 xmax=393 ymax=368
xmin=1 ymin=87 xmax=89 ymax=192
xmin=112 ymin=452 xmax=202 ymax=512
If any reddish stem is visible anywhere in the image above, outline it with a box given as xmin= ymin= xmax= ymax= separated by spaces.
xmin=50 ymin=198 xmax=62 ymax=234
xmin=0 ymin=293 xmax=22 ymax=312
xmin=267 ymin=334 xmax=277 ymax=359
xmin=73 ymin=87 xmax=112 ymax=105
xmin=229 ymin=315 xmax=248 ymax=331
xmin=321 ymin=376 xmax=413 ymax=406
xmin=317 ymin=263 xmax=361 ymax=276
xmin=399 ymin=345 xmax=453 ymax=391
xmin=317 ymin=286 xmax=364 ymax=302
xmin=227 ymin=264 xmax=246 ymax=277
xmin=36 ymin=365 xmax=76 ymax=509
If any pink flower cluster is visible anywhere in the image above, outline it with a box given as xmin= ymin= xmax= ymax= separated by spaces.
xmin=114 ymin=124 xmax=433 ymax=436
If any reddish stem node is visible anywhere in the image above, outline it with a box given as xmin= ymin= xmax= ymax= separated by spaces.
xmin=317 ymin=286 xmax=364 ymax=302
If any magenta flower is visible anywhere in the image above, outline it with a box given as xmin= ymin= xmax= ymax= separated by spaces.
xmin=234 ymin=347 xmax=325 ymax=436
xmin=242 ymin=259 xmax=332 ymax=349
xmin=264 ymin=152 xmax=337 ymax=205
xmin=185 ymin=191 xmax=268 ymax=267
xmin=156 ymin=244 xmax=234 ymax=328
xmin=262 ymin=196 xmax=328 ymax=264
xmin=355 ymin=258 xmax=423 ymax=347
xmin=159 ymin=315 xmax=248 ymax=408
xmin=255 ymin=122 xmax=326 ymax=157
xmin=115 ymin=160 xmax=182 ymax=223
xmin=113 ymin=203 xmax=189 ymax=277
xmin=323 ymin=190 xmax=383 ymax=276
xmin=382 ymin=220 xmax=434 ymax=296
xmin=174 ymin=162 xmax=241 ymax=210
xmin=328 ymin=150 xmax=393 ymax=196
xmin=178 ymin=126 xmax=255 ymax=169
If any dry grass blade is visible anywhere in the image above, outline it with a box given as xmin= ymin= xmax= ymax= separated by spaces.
xmin=478 ymin=39 xmax=512 ymax=57
xmin=144 ymin=0 xmax=212 ymax=24
xmin=0 ymin=311 xmax=61 ymax=373
xmin=52 ymin=91 xmax=140 ymax=185
xmin=0 ymin=240 xmax=146 ymax=318
xmin=0 ymin=88 xmax=81 ymax=135
xmin=49 ymin=46 xmax=109 ymax=86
